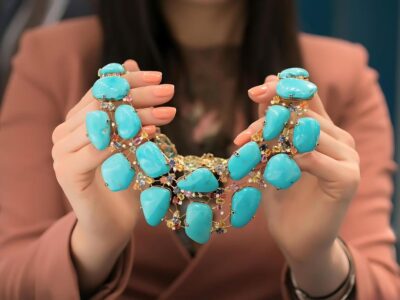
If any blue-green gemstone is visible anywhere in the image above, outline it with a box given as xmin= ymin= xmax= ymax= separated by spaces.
xmin=228 ymin=141 xmax=261 ymax=180
xmin=101 ymin=153 xmax=135 ymax=191
xmin=231 ymin=187 xmax=262 ymax=228
xmin=185 ymin=202 xmax=212 ymax=244
xmin=263 ymin=105 xmax=291 ymax=141
xmin=98 ymin=63 xmax=126 ymax=76
xmin=177 ymin=168 xmax=219 ymax=193
xmin=293 ymin=117 xmax=320 ymax=153
xmin=92 ymin=76 xmax=130 ymax=101
xmin=278 ymin=67 xmax=309 ymax=79
xmin=86 ymin=110 xmax=110 ymax=150
xmin=140 ymin=187 xmax=171 ymax=226
xmin=115 ymin=104 xmax=142 ymax=139
xmin=136 ymin=141 xmax=170 ymax=178
xmin=263 ymin=153 xmax=301 ymax=189
xmin=276 ymin=78 xmax=317 ymax=100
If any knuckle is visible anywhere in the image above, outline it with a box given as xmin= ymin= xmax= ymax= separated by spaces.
xmin=52 ymin=124 xmax=63 ymax=144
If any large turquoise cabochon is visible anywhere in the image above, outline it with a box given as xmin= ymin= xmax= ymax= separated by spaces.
xmin=293 ymin=117 xmax=320 ymax=153
xmin=92 ymin=76 xmax=130 ymax=100
xmin=263 ymin=105 xmax=291 ymax=141
xmin=101 ymin=153 xmax=135 ymax=191
xmin=278 ymin=67 xmax=309 ymax=79
xmin=136 ymin=141 xmax=170 ymax=178
xmin=263 ymin=153 xmax=301 ymax=189
xmin=98 ymin=63 xmax=126 ymax=76
xmin=140 ymin=187 xmax=171 ymax=226
xmin=185 ymin=202 xmax=213 ymax=244
xmin=86 ymin=110 xmax=110 ymax=150
xmin=276 ymin=78 xmax=317 ymax=100
xmin=115 ymin=104 xmax=142 ymax=139
xmin=177 ymin=168 xmax=219 ymax=193
xmin=228 ymin=141 xmax=261 ymax=180
xmin=231 ymin=187 xmax=262 ymax=228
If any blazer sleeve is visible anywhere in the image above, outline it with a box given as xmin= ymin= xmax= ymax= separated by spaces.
xmin=0 ymin=29 xmax=134 ymax=299
xmin=338 ymin=45 xmax=400 ymax=299
xmin=281 ymin=44 xmax=399 ymax=299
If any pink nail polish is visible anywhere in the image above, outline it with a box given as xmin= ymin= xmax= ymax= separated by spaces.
xmin=249 ymin=85 xmax=268 ymax=97
xmin=152 ymin=107 xmax=176 ymax=119
xmin=153 ymin=84 xmax=174 ymax=97
xmin=142 ymin=71 xmax=162 ymax=83
xmin=234 ymin=130 xmax=252 ymax=145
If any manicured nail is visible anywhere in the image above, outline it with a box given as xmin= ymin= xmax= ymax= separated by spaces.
xmin=152 ymin=107 xmax=176 ymax=119
xmin=234 ymin=129 xmax=253 ymax=145
xmin=248 ymin=84 xmax=268 ymax=97
xmin=143 ymin=125 xmax=156 ymax=134
xmin=142 ymin=71 xmax=162 ymax=83
xmin=153 ymin=84 xmax=174 ymax=97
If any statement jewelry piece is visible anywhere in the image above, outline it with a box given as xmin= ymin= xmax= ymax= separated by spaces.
xmin=86 ymin=63 xmax=320 ymax=244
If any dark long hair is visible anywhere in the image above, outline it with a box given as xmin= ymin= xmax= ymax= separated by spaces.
xmin=98 ymin=0 xmax=302 ymax=156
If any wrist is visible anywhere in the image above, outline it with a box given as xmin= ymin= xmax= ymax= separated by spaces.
xmin=287 ymin=239 xmax=349 ymax=297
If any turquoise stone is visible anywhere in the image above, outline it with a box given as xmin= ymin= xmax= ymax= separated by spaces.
xmin=98 ymin=63 xmax=126 ymax=76
xmin=263 ymin=105 xmax=291 ymax=141
xmin=101 ymin=153 xmax=135 ymax=191
xmin=177 ymin=168 xmax=219 ymax=193
xmin=263 ymin=153 xmax=301 ymax=189
xmin=86 ymin=110 xmax=110 ymax=150
xmin=92 ymin=76 xmax=130 ymax=100
xmin=185 ymin=202 xmax=213 ymax=244
xmin=140 ymin=187 xmax=171 ymax=226
xmin=228 ymin=141 xmax=261 ymax=180
xmin=278 ymin=67 xmax=309 ymax=79
xmin=231 ymin=187 xmax=262 ymax=228
xmin=276 ymin=78 xmax=317 ymax=100
xmin=115 ymin=105 xmax=142 ymax=139
xmin=293 ymin=117 xmax=320 ymax=153
xmin=136 ymin=141 xmax=170 ymax=178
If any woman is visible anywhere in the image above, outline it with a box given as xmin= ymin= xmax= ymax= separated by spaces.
xmin=0 ymin=0 xmax=398 ymax=299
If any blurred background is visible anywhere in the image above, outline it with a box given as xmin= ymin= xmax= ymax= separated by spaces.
xmin=0 ymin=0 xmax=399 ymax=256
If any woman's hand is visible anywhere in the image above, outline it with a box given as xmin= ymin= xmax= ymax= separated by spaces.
xmin=51 ymin=60 xmax=177 ymax=294
xmin=235 ymin=75 xmax=360 ymax=296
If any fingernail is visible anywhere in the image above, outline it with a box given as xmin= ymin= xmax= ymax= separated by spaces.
xmin=153 ymin=84 xmax=174 ymax=97
xmin=234 ymin=130 xmax=253 ymax=145
xmin=248 ymin=84 xmax=268 ymax=97
xmin=142 ymin=71 xmax=162 ymax=83
xmin=152 ymin=107 xmax=176 ymax=119
xmin=143 ymin=125 xmax=156 ymax=134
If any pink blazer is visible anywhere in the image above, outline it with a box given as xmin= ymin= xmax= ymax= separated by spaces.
xmin=0 ymin=16 xmax=399 ymax=299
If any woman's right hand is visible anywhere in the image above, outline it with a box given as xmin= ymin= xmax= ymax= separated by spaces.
xmin=51 ymin=60 xmax=177 ymax=293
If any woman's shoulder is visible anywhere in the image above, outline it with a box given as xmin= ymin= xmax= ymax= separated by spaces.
xmin=299 ymin=33 xmax=375 ymax=121
xmin=19 ymin=16 xmax=101 ymax=58
xmin=12 ymin=16 xmax=102 ymax=115
xmin=299 ymin=33 xmax=369 ymax=84
xmin=14 ymin=16 xmax=102 ymax=79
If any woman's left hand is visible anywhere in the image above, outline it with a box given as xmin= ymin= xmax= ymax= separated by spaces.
xmin=234 ymin=75 xmax=361 ymax=294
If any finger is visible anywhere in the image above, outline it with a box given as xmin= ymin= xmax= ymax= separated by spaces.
xmin=265 ymin=75 xmax=278 ymax=83
xmin=65 ymin=69 xmax=162 ymax=120
xmin=308 ymin=92 xmax=331 ymax=121
xmin=316 ymin=131 xmax=359 ymax=162
xmin=54 ymin=99 xmax=99 ymax=143
xmin=65 ymin=143 xmax=112 ymax=174
xmin=130 ymin=84 xmax=174 ymax=108
xmin=294 ymin=150 xmax=357 ymax=184
xmin=123 ymin=59 xmax=140 ymax=72
xmin=248 ymin=80 xmax=278 ymax=104
xmin=234 ymin=117 xmax=264 ymax=146
xmin=137 ymin=107 xmax=176 ymax=126
xmin=304 ymin=109 xmax=355 ymax=148
xmin=69 ymin=84 xmax=174 ymax=131
xmin=123 ymin=70 xmax=162 ymax=88
xmin=65 ymin=90 xmax=95 ymax=120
